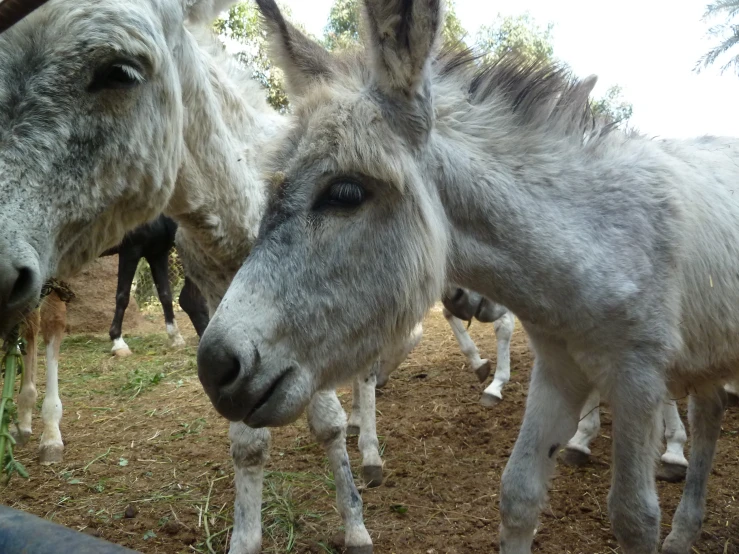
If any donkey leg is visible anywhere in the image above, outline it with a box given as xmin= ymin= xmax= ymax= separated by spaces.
xmin=606 ymin=368 xmax=664 ymax=554
xmin=228 ymin=421 xmax=270 ymax=554
xmin=662 ymin=387 xmax=725 ymax=554
xmin=307 ymin=390 xmax=372 ymax=554
xmin=656 ymin=399 xmax=689 ymax=483
xmin=39 ymin=294 xmax=66 ymax=465
xmin=481 ymin=311 xmax=515 ymax=406
xmin=15 ymin=309 xmax=40 ymax=446
xmin=500 ymin=338 xmax=590 ymax=554
xmin=347 ymin=376 xmax=362 ymax=436
xmin=178 ymin=276 xmax=209 ymax=338
xmin=109 ymin=249 xmax=139 ymax=357
xmin=147 ymin=253 xmax=185 ymax=348
xmin=357 ymin=364 xmax=383 ymax=487
xmin=561 ymin=388 xmax=601 ymax=467
xmin=443 ymin=308 xmax=491 ymax=383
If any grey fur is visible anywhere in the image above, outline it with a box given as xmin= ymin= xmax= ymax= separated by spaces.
xmin=202 ymin=1 xmax=739 ymax=552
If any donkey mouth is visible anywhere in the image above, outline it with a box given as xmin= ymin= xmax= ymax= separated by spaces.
xmin=243 ymin=366 xmax=305 ymax=428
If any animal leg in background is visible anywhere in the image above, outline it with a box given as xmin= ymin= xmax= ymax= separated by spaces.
xmin=109 ymin=246 xmax=141 ymax=357
xmin=178 ymin=276 xmax=209 ymax=338
xmin=355 ymin=364 xmax=383 ymax=487
xmin=662 ymin=387 xmax=726 ymax=554
xmin=307 ymin=391 xmax=373 ymax=554
xmin=443 ymin=308 xmax=491 ymax=383
xmin=146 ymin=251 xmax=185 ymax=348
xmin=480 ymin=311 xmax=516 ymax=406
xmin=15 ymin=309 xmax=40 ymax=446
xmin=38 ymin=292 xmax=66 ymax=465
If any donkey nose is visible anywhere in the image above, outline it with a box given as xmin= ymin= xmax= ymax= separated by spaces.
xmin=0 ymin=251 xmax=42 ymax=323
xmin=197 ymin=331 xmax=257 ymax=421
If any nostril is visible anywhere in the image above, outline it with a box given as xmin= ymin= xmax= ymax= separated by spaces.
xmin=7 ymin=266 xmax=38 ymax=310
xmin=217 ymin=355 xmax=241 ymax=389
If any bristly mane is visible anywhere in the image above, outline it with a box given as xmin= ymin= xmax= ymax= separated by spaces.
xmin=436 ymin=45 xmax=615 ymax=141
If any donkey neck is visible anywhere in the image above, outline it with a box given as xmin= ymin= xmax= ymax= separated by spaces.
xmin=166 ymin=28 xmax=283 ymax=278
xmin=431 ymin=120 xmax=644 ymax=329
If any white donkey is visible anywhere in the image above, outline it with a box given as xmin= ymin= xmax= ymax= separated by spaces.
xmin=0 ymin=1 xmax=375 ymax=552
xmin=199 ymin=1 xmax=739 ymax=553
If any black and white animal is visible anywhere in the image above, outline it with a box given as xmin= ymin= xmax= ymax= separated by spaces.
xmin=100 ymin=215 xmax=209 ymax=356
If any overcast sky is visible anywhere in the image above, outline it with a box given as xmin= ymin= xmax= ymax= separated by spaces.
xmin=277 ymin=0 xmax=739 ymax=139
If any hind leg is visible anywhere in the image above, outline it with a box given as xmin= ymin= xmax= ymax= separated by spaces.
xmin=656 ymin=399 xmax=688 ymax=483
xmin=662 ymin=387 xmax=725 ymax=554
xmin=15 ymin=309 xmax=40 ymax=446
xmin=481 ymin=311 xmax=515 ymax=406
xmin=357 ymin=364 xmax=383 ymax=487
xmin=109 ymin=249 xmax=140 ymax=356
xmin=147 ymin=253 xmax=185 ymax=348
xmin=178 ymin=276 xmax=209 ymax=338
xmin=308 ymin=391 xmax=372 ymax=553
xmin=443 ymin=309 xmax=491 ymax=383
xmin=561 ymin=387 xmax=601 ymax=467
xmin=39 ymin=294 xmax=66 ymax=465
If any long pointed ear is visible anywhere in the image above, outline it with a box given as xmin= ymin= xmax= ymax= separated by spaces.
xmin=255 ymin=0 xmax=335 ymax=97
xmin=362 ymin=0 xmax=443 ymax=98
xmin=184 ymin=0 xmax=240 ymax=25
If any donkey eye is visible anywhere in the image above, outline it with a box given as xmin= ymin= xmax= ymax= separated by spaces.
xmin=314 ymin=181 xmax=367 ymax=211
xmin=88 ymin=62 xmax=145 ymax=92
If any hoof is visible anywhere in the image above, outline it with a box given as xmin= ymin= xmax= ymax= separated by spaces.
xmin=346 ymin=424 xmax=360 ymax=436
xmin=346 ymin=546 xmax=373 ymax=554
xmin=375 ymin=375 xmax=389 ymax=389
xmin=170 ymin=335 xmax=186 ymax=348
xmin=39 ymin=443 xmax=64 ymax=465
xmin=560 ymin=448 xmax=590 ymax=467
xmin=12 ymin=428 xmax=31 ymax=447
xmin=726 ymin=392 xmax=739 ymax=408
xmin=113 ymin=347 xmax=133 ymax=357
xmin=662 ymin=533 xmax=691 ymax=554
xmin=474 ymin=360 xmax=492 ymax=383
xmin=479 ymin=391 xmax=502 ymax=407
xmin=657 ymin=461 xmax=687 ymax=483
xmin=363 ymin=465 xmax=383 ymax=488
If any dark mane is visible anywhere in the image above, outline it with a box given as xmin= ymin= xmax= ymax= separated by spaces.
xmin=436 ymin=45 xmax=615 ymax=140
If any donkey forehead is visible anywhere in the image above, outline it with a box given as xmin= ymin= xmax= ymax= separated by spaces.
xmin=0 ymin=0 xmax=181 ymax=70
xmin=282 ymin=86 xmax=412 ymax=188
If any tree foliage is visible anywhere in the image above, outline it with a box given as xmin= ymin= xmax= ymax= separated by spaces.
xmin=697 ymin=0 xmax=739 ymax=74
xmin=591 ymin=84 xmax=633 ymax=126
xmin=476 ymin=13 xmax=554 ymax=64
xmin=213 ymin=2 xmax=289 ymax=111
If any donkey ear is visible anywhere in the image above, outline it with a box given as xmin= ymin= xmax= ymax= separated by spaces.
xmin=362 ymin=0 xmax=443 ymax=98
xmin=183 ymin=0 xmax=239 ymax=25
xmin=255 ymin=0 xmax=335 ymax=97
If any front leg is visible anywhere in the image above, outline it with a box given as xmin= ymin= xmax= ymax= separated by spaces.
xmin=307 ymin=391 xmax=372 ymax=554
xmin=443 ymin=308 xmax=491 ymax=383
xmin=39 ymin=294 xmax=66 ymax=465
xmin=656 ymin=398 xmax=688 ymax=483
xmin=109 ymin=249 xmax=140 ymax=357
xmin=347 ymin=376 xmax=362 ymax=436
xmin=15 ymin=309 xmax=40 ymax=446
xmin=481 ymin=311 xmax=515 ymax=406
xmin=662 ymin=387 xmax=726 ymax=554
xmin=500 ymin=336 xmax=590 ymax=554
xmin=228 ymin=421 xmax=271 ymax=554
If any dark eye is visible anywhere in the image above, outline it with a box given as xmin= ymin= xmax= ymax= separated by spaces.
xmin=314 ymin=181 xmax=367 ymax=211
xmin=88 ymin=62 xmax=145 ymax=92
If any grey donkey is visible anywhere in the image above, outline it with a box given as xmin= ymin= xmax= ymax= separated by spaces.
xmin=198 ymin=1 xmax=739 ymax=553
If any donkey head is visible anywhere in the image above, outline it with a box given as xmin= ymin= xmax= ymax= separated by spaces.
xmin=197 ymin=0 xmax=448 ymax=427
xmin=0 ymin=0 xmax=236 ymax=334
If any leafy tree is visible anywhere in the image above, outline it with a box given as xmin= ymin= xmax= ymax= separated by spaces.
xmin=696 ymin=0 xmax=739 ymax=74
xmin=213 ymin=2 xmax=289 ymax=111
xmin=591 ymin=84 xmax=633 ymax=126
xmin=476 ymin=13 xmax=554 ymax=64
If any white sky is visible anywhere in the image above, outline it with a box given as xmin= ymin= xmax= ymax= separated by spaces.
xmin=279 ymin=0 xmax=739 ymax=139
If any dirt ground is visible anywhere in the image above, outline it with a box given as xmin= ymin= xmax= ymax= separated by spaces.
xmin=3 ymin=304 xmax=738 ymax=553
